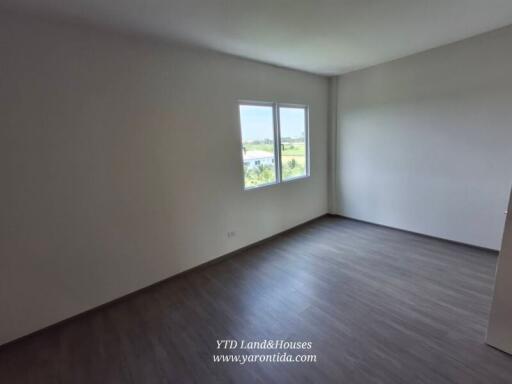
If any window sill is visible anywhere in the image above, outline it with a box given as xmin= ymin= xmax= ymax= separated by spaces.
xmin=282 ymin=174 xmax=310 ymax=184
xmin=243 ymin=175 xmax=310 ymax=191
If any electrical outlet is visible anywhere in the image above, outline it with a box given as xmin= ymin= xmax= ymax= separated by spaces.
xmin=227 ymin=231 xmax=236 ymax=238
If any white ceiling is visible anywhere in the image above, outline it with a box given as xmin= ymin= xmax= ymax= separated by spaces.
xmin=3 ymin=0 xmax=512 ymax=75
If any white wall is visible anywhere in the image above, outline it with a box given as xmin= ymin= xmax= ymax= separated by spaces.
xmin=0 ymin=12 xmax=328 ymax=345
xmin=487 ymin=189 xmax=512 ymax=353
xmin=335 ymin=25 xmax=512 ymax=250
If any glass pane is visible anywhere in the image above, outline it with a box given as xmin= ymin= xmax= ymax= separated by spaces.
xmin=279 ymin=107 xmax=307 ymax=180
xmin=239 ymin=105 xmax=277 ymax=189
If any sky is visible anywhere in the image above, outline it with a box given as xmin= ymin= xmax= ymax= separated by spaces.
xmin=239 ymin=105 xmax=305 ymax=142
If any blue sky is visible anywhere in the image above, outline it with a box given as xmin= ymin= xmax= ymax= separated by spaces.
xmin=240 ymin=105 xmax=305 ymax=142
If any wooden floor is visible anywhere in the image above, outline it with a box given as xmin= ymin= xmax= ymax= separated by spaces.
xmin=1 ymin=216 xmax=511 ymax=383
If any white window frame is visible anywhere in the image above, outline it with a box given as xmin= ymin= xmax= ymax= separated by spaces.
xmin=237 ymin=100 xmax=310 ymax=190
xmin=277 ymin=103 xmax=310 ymax=183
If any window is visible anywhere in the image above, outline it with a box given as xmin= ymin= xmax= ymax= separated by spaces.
xmin=279 ymin=106 xmax=308 ymax=181
xmin=239 ymin=103 xmax=277 ymax=189
xmin=238 ymin=102 xmax=309 ymax=190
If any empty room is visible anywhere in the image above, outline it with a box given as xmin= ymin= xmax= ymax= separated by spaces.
xmin=1 ymin=1 xmax=512 ymax=383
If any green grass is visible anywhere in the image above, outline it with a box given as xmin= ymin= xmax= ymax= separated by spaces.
xmin=281 ymin=143 xmax=306 ymax=156
xmin=243 ymin=142 xmax=306 ymax=157
xmin=242 ymin=142 xmax=307 ymax=187
xmin=281 ymin=155 xmax=306 ymax=180
xmin=243 ymin=143 xmax=274 ymax=154
xmin=244 ymin=165 xmax=276 ymax=188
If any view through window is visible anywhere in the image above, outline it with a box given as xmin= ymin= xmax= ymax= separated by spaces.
xmin=239 ymin=104 xmax=277 ymax=189
xmin=239 ymin=102 xmax=309 ymax=189
xmin=279 ymin=106 xmax=308 ymax=181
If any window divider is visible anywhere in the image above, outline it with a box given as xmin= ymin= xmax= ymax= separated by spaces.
xmin=274 ymin=103 xmax=282 ymax=184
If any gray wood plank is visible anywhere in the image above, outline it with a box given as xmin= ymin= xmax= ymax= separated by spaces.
xmin=0 ymin=216 xmax=510 ymax=383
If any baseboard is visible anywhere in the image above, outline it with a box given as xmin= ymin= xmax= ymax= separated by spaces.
xmin=327 ymin=213 xmax=499 ymax=254
xmin=3 ymin=212 xmax=496 ymax=349
xmin=0 ymin=213 xmax=328 ymax=350
xmin=485 ymin=341 xmax=512 ymax=357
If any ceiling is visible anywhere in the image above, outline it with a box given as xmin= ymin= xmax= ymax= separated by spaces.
xmin=3 ymin=0 xmax=512 ymax=75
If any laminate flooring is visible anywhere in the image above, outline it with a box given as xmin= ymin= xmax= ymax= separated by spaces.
xmin=1 ymin=216 xmax=511 ymax=383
